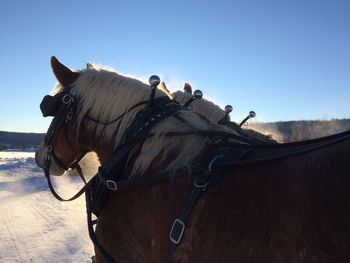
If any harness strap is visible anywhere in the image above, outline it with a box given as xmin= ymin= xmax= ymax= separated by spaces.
xmin=75 ymin=163 xmax=87 ymax=184
xmin=44 ymin=162 xmax=115 ymax=262
xmin=44 ymin=168 xmax=90 ymax=202
xmin=213 ymin=131 xmax=350 ymax=170
xmin=165 ymin=155 xmax=223 ymax=263
xmin=85 ymin=189 xmax=116 ymax=263
xmin=86 ymin=100 xmax=149 ymax=125
xmin=98 ymin=97 xmax=183 ymax=191
xmin=165 ymin=187 xmax=203 ymax=263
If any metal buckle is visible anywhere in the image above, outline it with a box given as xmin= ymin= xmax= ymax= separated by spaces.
xmin=62 ymin=93 xmax=73 ymax=105
xmin=169 ymin=218 xmax=186 ymax=245
xmin=193 ymin=155 xmax=223 ymax=191
xmin=106 ymin=180 xmax=118 ymax=191
xmin=193 ymin=177 xmax=210 ymax=191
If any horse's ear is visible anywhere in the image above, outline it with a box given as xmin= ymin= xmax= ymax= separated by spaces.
xmin=51 ymin=56 xmax=80 ymax=87
xmin=184 ymin=83 xmax=192 ymax=94
xmin=159 ymin=82 xmax=170 ymax=93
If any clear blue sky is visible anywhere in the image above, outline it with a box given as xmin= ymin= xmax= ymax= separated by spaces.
xmin=0 ymin=0 xmax=349 ymax=133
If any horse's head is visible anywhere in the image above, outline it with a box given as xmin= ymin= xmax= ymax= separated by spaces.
xmin=35 ymin=56 xmax=162 ymax=176
xmin=35 ymin=56 xmax=88 ymax=175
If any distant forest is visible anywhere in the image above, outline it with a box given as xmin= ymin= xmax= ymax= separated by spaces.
xmin=0 ymin=119 xmax=350 ymax=149
xmin=248 ymin=119 xmax=350 ymax=143
xmin=0 ymin=131 xmax=44 ymax=150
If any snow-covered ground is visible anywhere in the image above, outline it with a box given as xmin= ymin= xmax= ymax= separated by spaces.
xmin=0 ymin=151 xmax=98 ymax=263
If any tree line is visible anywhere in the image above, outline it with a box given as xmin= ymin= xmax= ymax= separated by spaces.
xmin=248 ymin=119 xmax=350 ymax=143
xmin=0 ymin=119 xmax=349 ymax=149
xmin=0 ymin=131 xmax=44 ymax=150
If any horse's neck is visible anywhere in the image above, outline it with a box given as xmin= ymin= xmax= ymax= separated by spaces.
xmin=92 ymin=110 xmax=211 ymax=178
xmin=79 ymin=90 xmax=171 ymax=164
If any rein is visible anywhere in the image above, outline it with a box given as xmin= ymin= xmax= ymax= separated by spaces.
xmin=86 ymin=100 xmax=149 ymax=125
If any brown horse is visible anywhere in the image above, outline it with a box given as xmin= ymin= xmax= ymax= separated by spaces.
xmin=36 ymin=57 xmax=350 ymax=263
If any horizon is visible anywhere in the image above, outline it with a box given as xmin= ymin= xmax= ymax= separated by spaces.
xmin=1 ymin=0 xmax=349 ymax=133
xmin=1 ymin=118 xmax=350 ymax=134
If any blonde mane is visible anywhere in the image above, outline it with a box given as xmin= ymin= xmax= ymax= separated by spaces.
xmin=54 ymin=66 xmax=238 ymax=177
xmin=172 ymin=90 xmax=278 ymax=144
xmin=172 ymin=90 xmax=228 ymax=123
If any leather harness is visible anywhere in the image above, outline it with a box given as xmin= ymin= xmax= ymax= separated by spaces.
xmin=40 ymin=89 xmax=350 ymax=263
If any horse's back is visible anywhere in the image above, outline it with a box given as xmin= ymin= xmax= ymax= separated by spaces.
xmin=96 ymin=141 xmax=350 ymax=263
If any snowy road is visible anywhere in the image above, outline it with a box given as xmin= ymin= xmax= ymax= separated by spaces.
xmin=0 ymin=153 xmax=94 ymax=263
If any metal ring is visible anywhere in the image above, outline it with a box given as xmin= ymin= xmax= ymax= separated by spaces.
xmin=193 ymin=178 xmax=209 ymax=190
xmin=47 ymin=145 xmax=53 ymax=153
xmin=62 ymin=93 xmax=73 ymax=104
xmin=208 ymin=154 xmax=223 ymax=171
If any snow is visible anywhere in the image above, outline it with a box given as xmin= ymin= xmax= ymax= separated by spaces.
xmin=0 ymin=151 xmax=36 ymax=164
xmin=0 ymin=151 xmax=95 ymax=263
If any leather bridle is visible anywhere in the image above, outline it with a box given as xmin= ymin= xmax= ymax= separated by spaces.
xmin=40 ymin=91 xmax=88 ymax=199
xmin=43 ymin=93 xmax=78 ymax=168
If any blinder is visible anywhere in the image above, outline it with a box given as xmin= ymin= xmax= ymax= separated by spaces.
xmin=40 ymin=92 xmax=73 ymax=117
